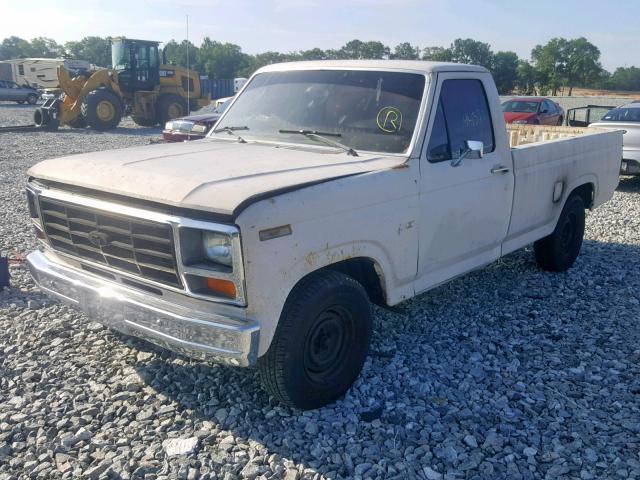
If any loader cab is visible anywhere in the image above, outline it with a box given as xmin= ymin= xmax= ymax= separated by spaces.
xmin=111 ymin=38 xmax=160 ymax=92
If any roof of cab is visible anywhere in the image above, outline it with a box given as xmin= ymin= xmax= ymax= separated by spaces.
xmin=257 ymin=59 xmax=489 ymax=75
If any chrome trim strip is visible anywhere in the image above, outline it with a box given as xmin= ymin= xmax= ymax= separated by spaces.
xmin=29 ymin=182 xmax=247 ymax=307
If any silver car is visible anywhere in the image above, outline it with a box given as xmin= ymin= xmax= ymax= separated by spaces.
xmin=0 ymin=80 xmax=39 ymax=104
xmin=590 ymin=102 xmax=640 ymax=175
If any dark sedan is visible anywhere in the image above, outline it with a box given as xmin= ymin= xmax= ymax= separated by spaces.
xmin=162 ymin=98 xmax=231 ymax=141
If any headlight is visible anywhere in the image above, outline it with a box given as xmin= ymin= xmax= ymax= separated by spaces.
xmin=164 ymin=121 xmax=174 ymax=130
xmin=203 ymin=231 xmax=233 ymax=267
xmin=191 ymin=124 xmax=208 ymax=133
xmin=512 ymin=120 xmax=530 ymax=124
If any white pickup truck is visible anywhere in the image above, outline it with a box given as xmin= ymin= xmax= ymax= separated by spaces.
xmin=26 ymin=61 xmax=622 ymax=409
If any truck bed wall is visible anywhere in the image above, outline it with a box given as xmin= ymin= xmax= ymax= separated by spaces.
xmin=503 ymin=127 xmax=622 ymax=255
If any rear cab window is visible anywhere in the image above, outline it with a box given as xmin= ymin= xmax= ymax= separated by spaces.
xmin=427 ymin=79 xmax=495 ymax=162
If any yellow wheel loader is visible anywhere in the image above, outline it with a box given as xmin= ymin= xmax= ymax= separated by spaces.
xmin=34 ymin=38 xmax=210 ymax=131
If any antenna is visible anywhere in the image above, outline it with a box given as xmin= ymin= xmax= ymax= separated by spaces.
xmin=186 ymin=14 xmax=190 ymax=115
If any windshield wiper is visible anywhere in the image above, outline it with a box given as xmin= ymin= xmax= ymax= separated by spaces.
xmin=212 ymin=125 xmax=249 ymax=143
xmin=279 ymin=129 xmax=358 ymax=157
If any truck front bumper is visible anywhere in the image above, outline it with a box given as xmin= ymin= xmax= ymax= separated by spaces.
xmin=27 ymin=250 xmax=259 ymax=366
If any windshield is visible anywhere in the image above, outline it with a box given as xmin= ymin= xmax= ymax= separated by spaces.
xmin=502 ymin=100 xmax=539 ymax=113
xmin=601 ymin=107 xmax=640 ymax=122
xmin=111 ymin=42 xmax=128 ymax=70
xmin=211 ymin=70 xmax=426 ymax=154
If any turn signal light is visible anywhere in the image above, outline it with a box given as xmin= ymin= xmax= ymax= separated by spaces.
xmin=205 ymin=278 xmax=237 ymax=299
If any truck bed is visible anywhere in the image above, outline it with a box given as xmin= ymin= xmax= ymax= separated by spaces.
xmin=503 ymin=125 xmax=623 ymax=254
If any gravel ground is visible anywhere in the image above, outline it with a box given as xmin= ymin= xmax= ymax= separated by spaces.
xmin=1 ymin=102 xmax=640 ymax=480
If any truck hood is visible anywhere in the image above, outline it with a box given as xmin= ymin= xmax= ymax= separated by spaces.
xmin=28 ymin=139 xmax=406 ymax=217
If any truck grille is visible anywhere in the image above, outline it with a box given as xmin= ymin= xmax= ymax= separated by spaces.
xmin=39 ymin=197 xmax=182 ymax=288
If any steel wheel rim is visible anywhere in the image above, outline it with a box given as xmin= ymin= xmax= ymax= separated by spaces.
xmin=303 ymin=305 xmax=353 ymax=384
xmin=168 ymin=103 xmax=182 ymax=119
xmin=96 ymin=100 xmax=115 ymax=122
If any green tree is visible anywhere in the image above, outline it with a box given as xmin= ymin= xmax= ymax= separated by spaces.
xmin=448 ymin=38 xmax=493 ymax=68
xmin=516 ymin=60 xmax=537 ymax=95
xmin=422 ymin=46 xmax=452 ymax=62
xmin=198 ymin=38 xmax=249 ymax=79
xmin=531 ymin=38 xmax=568 ymax=95
xmin=0 ymin=36 xmax=33 ymax=60
xmin=392 ymin=42 xmax=420 ymax=60
xmin=29 ymin=37 xmax=64 ymax=58
xmin=564 ymin=37 xmax=602 ymax=95
xmin=65 ymin=36 xmax=112 ymax=66
xmin=491 ymin=51 xmax=519 ymax=94
xmin=607 ymin=67 xmax=640 ymax=91
xmin=339 ymin=40 xmax=389 ymax=59
xmin=163 ymin=39 xmax=200 ymax=71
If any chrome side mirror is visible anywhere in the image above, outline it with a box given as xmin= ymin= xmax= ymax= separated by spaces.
xmin=451 ymin=140 xmax=484 ymax=167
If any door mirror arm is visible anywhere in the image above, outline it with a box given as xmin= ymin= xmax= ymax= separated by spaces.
xmin=451 ymin=140 xmax=484 ymax=167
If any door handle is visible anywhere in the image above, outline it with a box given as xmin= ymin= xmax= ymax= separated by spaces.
xmin=491 ymin=166 xmax=510 ymax=174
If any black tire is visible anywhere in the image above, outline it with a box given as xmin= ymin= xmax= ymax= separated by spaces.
xmin=33 ymin=108 xmax=59 ymax=131
xmin=16 ymin=100 xmax=25 ymax=105
xmin=156 ymin=94 xmax=188 ymax=125
xmin=81 ymin=89 xmax=122 ymax=130
xmin=534 ymin=194 xmax=585 ymax=272
xmin=258 ymin=271 xmax=372 ymax=410
xmin=131 ymin=116 xmax=159 ymax=127
xmin=26 ymin=93 xmax=38 ymax=105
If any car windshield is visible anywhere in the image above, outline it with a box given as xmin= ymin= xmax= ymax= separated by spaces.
xmin=502 ymin=100 xmax=539 ymax=113
xmin=601 ymin=107 xmax=640 ymax=122
xmin=211 ymin=69 xmax=426 ymax=154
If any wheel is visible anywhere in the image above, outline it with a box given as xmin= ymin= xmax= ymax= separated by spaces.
xmin=131 ymin=116 xmax=159 ymax=127
xmin=67 ymin=116 xmax=87 ymax=128
xmin=258 ymin=270 xmax=372 ymax=410
xmin=534 ymin=194 xmax=585 ymax=272
xmin=26 ymin=93 xmax=38 ymax=105
xmin=33 ymin=108 xmax=59 ymax=131
xmin=557 ymin=116 xmax=564 ymax=126
xmin=81 ymin=89 xmax=123 ymax=130
xmin=16 ymin=100 xmax=25 ymax=105
xmin=156 ymin=94 xmax=188 ymax=125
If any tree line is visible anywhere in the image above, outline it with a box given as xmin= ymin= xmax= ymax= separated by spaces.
xmin=2 ymin=35 xmax=639 ymax=95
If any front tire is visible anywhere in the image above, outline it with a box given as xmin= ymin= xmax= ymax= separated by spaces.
xmin=26 ymin=93 xmax=38 ymax=105
xmin=258 ymin=271 xmax=372 ymax=410
xmin=534 ymin=194 xmax=585 ymax=272
xmin=81 ymin=89 xmax=123 ymax=130
xmin=156 ymin=94 xmax=188 ymax=125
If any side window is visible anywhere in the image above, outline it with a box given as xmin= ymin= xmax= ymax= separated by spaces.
xmin=18 ymin=65 xmax=24 ymax=75
xmin=427 ymin=79 xmax=495 ymax=162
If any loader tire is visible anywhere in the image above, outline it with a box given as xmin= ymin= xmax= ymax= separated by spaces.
xmin=156 ymin=94 xmax=188 ymax=125
xmin=33 ymin=108 xmax=59 ymax=131
xmin=81 ymin=89 xmax=122 ymax=130
xmin=131 ymin=116 xmax=159 ymax=127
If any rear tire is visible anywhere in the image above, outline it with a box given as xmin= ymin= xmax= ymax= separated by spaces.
xmin=534 ymin=194 xmax=585 ymax=272
xmin=132 ymin=116 xmax=159 ymax=127
xmin=26 ymin=93 xmax=38 ymax=105
xmin=258 ymin=271 xmax=372 ymax=410
xmin=156 ymin=94 xmax=188 ymax=125
xmin=81 ymin=89 xmax=122 ymax=130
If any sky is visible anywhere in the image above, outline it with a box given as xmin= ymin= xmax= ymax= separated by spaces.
xmin=2 ymin=0 xmax=639 ymax=71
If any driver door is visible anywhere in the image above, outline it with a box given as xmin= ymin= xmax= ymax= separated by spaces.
xmin=415 ymin=72 xmax=514 ymax=293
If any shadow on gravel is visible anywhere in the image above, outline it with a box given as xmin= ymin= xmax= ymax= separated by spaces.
xmin=124 ymin=238 xmax=640 ymax=479
xmin=617 ymin=175 xmax=640 ymax=193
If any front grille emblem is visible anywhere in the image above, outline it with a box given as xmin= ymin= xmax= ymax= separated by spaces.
xmin=88 ymin=230 xmax=110 ymax=248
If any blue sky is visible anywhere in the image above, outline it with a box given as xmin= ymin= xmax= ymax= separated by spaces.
xmin=3 ymin=0 xmax=639 ymax=71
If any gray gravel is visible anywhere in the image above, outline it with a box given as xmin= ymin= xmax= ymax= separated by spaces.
xmin=1 ymin=102 xmax=640 ymax=480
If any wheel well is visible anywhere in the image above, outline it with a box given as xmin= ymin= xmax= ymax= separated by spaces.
xmin=321 ymin=257 xmax=387 ymax=306
xmin=571 ymin=183 xmax=594 ymax=208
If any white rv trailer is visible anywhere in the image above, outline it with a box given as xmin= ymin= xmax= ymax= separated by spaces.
xmin=0 ymin=58 xmax=90 ymax=89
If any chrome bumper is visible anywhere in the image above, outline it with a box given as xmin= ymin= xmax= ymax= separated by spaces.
xmin=27 ymin=250 xmax=259 ymax=366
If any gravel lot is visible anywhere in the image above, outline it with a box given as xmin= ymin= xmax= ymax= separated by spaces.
xmin=1 ymin=102 xmax=640 ymax=480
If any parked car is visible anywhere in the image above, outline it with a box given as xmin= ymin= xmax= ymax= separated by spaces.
xmin=162 ymin=98 xmax=232 ymax=141
xmin=26 ymin=61 xmax=622 ymax=409
xmin=502 ymin=97 xmax=564 ymax=125
xmin=0 ymin=80 xmax=39 ymax=104
xmin=590 ymin=102 xmax=640 ymax=175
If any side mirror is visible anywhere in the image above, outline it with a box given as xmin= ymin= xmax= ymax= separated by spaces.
xmin=451 ymin=140 xmax=484 ymax=167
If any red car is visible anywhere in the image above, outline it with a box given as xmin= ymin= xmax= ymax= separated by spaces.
xmin=502 ymin=97 xmax=564 ymax=126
